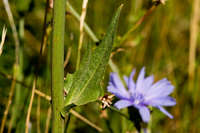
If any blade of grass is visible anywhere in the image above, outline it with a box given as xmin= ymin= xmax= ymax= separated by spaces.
xmin=45 ymin=107 xmax=52 ymax=133
xmin=25 ymin=80 xmax=36 ymax=133
xmin=8 ymin=18 xmax=25 ymax=133
xmin=2 ymin=0 xmax=20 ymax=64
xmin=1 ymin=0 xmax=20 ymax=132
xmin=34 ymin=90 xmax=103 ymax=132
xmin=119 ymin=4 xmax=157 ymax=44
xmin=0 ymin=66 xmax=17 ymax=133
xmin=76 ymin=0 xmax=89 ymax=70
xmin=66 ymin=1 xmax=99 ymax=42
xmin=36 ymin=96 xmax=41 ymax=133
xmin=188 ymin=0 xmax=200 ymax=91
xmin=0 ymin=26 xmax=7 ymax=56
xmin=64 ymin=47 xmax=72 ymax=68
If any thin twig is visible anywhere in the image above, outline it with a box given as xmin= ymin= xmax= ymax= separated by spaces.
xmin=25 ymin=80 xmax=36 ymax=133
xmin=188 ymin=0 xmax=200 ymax=90
xmin=76 ymin=0 xmax=89 ymax=70
xmin=0 ymin=68 xmax=16 ymax=133
xmin=0 ymin=26 xmax=7 ymax=56
xmin=45 ymin=107 xmax=52 ymax=133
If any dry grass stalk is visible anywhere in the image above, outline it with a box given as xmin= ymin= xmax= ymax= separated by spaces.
xmin=0 ymin=26 xmax=7 ymax=56
xmin=45 ymin=107 xmax=52 ymax=133
xmin=35 ymin=89 xmax=103 ymax=132
xmin=2 ymin=0 xmax=20 ymax=64
xmin=25 ymin=80 xmax=36 ymax=133
xmin=76 ymin=0 xmax=89 ymax=70
xmin=0 ymin=71 xmax=16 ymax=133
xmin=188 ymin=0 xmax=200 ymax=90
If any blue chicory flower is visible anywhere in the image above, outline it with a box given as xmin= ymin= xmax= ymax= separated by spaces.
xmin=107 ymin=67 xmax=176 ymax=123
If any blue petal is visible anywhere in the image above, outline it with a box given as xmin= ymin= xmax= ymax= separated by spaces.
xmin=136 ymin=67 xmax=145 ymax=91
xmin=138 ymin=75 xmax=154 ymax=94
xmin=108 ymin=73 xmax=130 ymax=98
xmin=146 ymin=96 xmax=176 ymax=107
xmin=110 ymin=73 xmax=125 ymax=90
xmin=123 ymin=76 xmax=128 ymax=85
xmin=138 ymin=106 xmax=150 ymax=123
xmin=114 ymin=100 xmax=133 ymax=109
xmin=136 ymin=67 xmax=145 ymax=90
xmin=157 ymin=106 xmax=173 ymax=119
xmin=128 ymin=69 xmax=136 ymax=94
xmin=145 ymin=78 xmax=174 ymax=100
xmin=107 ymin=85 xmax=130 ymax=99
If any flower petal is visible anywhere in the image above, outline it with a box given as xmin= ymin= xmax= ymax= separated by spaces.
xmin=139 ymin=75 xmax=154 ymax=94
xmin=107 ymin=85 xmax=129 ymax=99
xmin=138 ymin=106 xmax=150 ymax=123
xmin=146 ymin=96 xmax=176 ymax=107
xmin=110 ymin=73 xmax=125 ymax=90
xmin=123 ymin=76 xmax=128 ymax=85
xmin=157 ymin=106 xmax=173 ymax=119
xmin=128 ymin=69 xmax=136 ymax=94
xmin=145 ymin=78 xmax=174 ymax=100
xmin=108 ymin=73 xmax=130 ymax=98
xmin=136 ymin=67 xmax=145 ymax=91
xmin=114 ymin=100 xmax=133 ymax=109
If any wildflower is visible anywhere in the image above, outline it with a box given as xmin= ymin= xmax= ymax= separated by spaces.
xmin=107 ymin=67 xmax=176 ymax=123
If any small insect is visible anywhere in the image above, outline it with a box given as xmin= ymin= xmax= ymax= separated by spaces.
xmin=99 ymin=94 xmax=114 ymax=109
xmin=153 ymin=0 xmax=167 ymax=5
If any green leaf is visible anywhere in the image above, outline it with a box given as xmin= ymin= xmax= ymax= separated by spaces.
xmin=64 ymin=5 xmax=123 ymax=106
xmin=64 ymin=73 xmax=74 ymax=93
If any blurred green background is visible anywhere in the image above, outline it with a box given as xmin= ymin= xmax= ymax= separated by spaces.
xmin=0 ymin=0 xmax=200 ymax=132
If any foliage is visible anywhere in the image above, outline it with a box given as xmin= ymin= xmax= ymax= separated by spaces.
xmin=0 ymin=0 xmax=200 ymax=133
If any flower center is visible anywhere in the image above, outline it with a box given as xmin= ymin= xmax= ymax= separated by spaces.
xmin=131 ymin=93 xmax=144 ymax=105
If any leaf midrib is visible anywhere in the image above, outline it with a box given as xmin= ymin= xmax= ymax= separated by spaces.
xmin=72 ymin=49 xmax=107 ymax=103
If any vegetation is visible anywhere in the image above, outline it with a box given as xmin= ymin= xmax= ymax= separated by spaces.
xmin=0 ymin=0 xmax=200 ymax=132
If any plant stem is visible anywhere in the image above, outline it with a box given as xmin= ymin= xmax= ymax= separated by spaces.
xmin=51 ymin=0 xmax=65 ymax=132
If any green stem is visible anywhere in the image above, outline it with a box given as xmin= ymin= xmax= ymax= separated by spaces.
xmin=51 ymin=0 xmax=65 ymax=132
